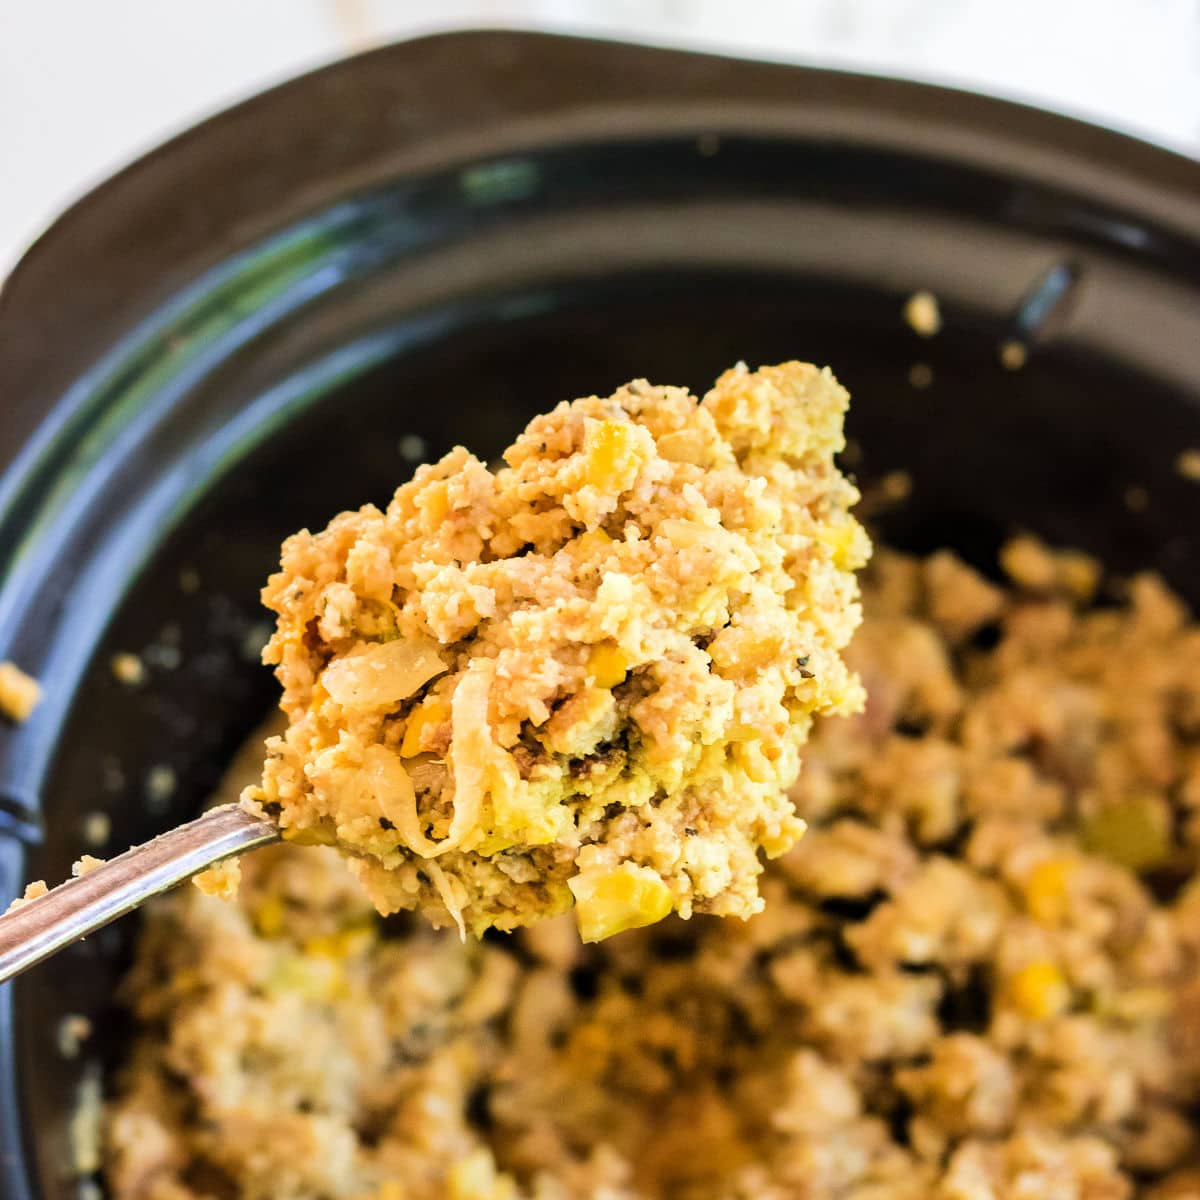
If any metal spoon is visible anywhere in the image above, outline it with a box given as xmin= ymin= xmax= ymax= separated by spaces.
xmin=0 ymin=805 xmax=279 ymax=983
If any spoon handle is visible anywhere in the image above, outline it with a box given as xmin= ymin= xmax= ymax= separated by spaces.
xmin=0 ymin=804 xmax=279 ymax=984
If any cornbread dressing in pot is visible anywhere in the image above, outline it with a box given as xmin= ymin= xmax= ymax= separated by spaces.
xmin=104 ymin=536 xmax=1200 ymax=1198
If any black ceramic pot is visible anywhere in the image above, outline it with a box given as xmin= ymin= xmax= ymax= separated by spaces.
xmin=0 ymin=30 xmax=1197 ymax=1199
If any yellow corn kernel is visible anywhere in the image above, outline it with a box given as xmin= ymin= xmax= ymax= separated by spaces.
xmin=814 ymin=520 xmax=870 ymax=571
xmin=566 ymin=1021 xmax=612 ymax=1078
xmin=1024 ymin=858 xmax=1075 ymax=924
xmin=1081 ymin=795 xmax=1171 ymax=872
xmin=573 ymin=527 xmax=613 ymax=556
xmin=570 ymin=863 xmax=674 ymax=943
xmin=586 ymin=642 xmax=630 ymax=689
xmin=375 ymin=1184 xmax=406 ymax=1200
xmin=583 ymin=420 xmax=642 ymax=493
xmin=400 ymin=695 xmax=452 ymax=757
xmin=170 ymin=968 xmax=201 ymax=993
xmin=303 ymin=924 xmax=372 ymax=960
xmin=254 ymin=895 xmax=286 ymax=937
xmin=475 ymin=832 xmax=520 ymax=856
xmin=265 ymin=952 xmax=344 ymax=1002
xmin=1009 ymin=960 xmax=1070 ymax=1020
xmin=303 ymin=934 xmax=340 ymax=959
xmin=421 ymin=480 xmax=451 ymax=526
xmin=1058 ymin=552 xmax=1100 ymax=602
xmin=761 ymin=816 xmax=806 ymax=859
xmin=447 ymin=1150 xmax=517 ymax=1200
xmin=735 ymin=740 xmax=777 ymax=785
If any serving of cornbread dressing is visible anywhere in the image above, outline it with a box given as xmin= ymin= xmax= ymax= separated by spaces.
xmin=242 ymin=362 xmax=867 ymax=940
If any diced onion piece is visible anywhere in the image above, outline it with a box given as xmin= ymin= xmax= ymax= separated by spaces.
xmin=447 ymin=660 xmax=494 ymax=850
xmin=426 ymin=860 xmax=467 ymax=940
xmin=321 ymin=637 xmax=446 ymax=710
xmin=360 ymin=744 xmax=446 ymax=858
xmin=449 ymin=659 xmax=524 ymax=849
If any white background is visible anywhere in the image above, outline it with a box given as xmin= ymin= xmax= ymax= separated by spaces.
xmin=2 ymin=0 xmax=1199 ymax=279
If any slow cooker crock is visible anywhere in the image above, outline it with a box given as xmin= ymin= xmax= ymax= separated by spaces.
xmin=0 ymin=30 xmax=1198 ymax=1198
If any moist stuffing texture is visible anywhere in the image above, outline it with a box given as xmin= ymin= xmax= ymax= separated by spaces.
xmin=247 ymin=363 xmax=867 ymax=939
xmin=106 ymin=538 xmax=1200 ymax=1199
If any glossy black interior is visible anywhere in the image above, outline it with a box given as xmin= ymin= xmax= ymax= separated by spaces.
xmin=0 ymin=31 xmax=1197 ymax=1200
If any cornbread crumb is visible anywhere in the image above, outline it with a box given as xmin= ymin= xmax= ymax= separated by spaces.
xmin=863 ymin=469 xmax=915 ymax=516
xmin=251 ymin=363 xmax=868 ymax=939
xmin=999 ymin=339 xmax=1028 ymax=370
xmin=0 ymin=660 xmax=41 ymax=722
xmin=5 ymin=879 xmax=48 ymax=912
xmin=398 ymin=433 xmax=427 ymax=462
xmin=8 ymin=857 xmax=105 ymax=919
xmin=239 ymin=621 xmax=271 ymax=663
xmin=144 ymin=765 xmax=176 ymax=810
xmin=1125 ymin=485 xmax=1151 ymax=512
xmin=908 ymin=362 xmax=934 ymax=389
xmin=82 ymin=811 xmax=111 ymax=847
xmin=101 ymin=757 xmax=125 ymax=793
xmin=57 ymin=1014 xmax=93 ymax=1059
xmin=903 ymin=290 xmax=942 ymax=337
xmin=1000 ymin=534 xmax=1099 ymax=600
xmin=1176 ymin=448 xmax=1200 ymax=482
xmin=72 ymin=855 xmax=105 ymax=878
xmin=110 ymin=653 xmax=145 ymax=686
xmin=881 ymin=470 xmax=913 ymax=501
xmin=193 ymin=858 xmax=242 ymax=900
xmin=143 ymin=642 xmax=181 ymax=671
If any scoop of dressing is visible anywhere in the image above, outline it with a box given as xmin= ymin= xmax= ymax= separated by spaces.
xmin=248 ymin=361 xmax=869 ymax=939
